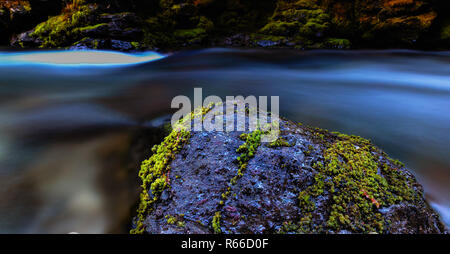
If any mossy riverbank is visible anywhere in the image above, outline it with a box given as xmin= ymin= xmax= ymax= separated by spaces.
xmin=2 ymin=0 xmax=449 ymax=51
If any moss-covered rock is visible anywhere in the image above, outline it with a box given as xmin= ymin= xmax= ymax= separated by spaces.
xmin=130 ymin=104 xmax=447 ymax=234
xmin=141 ymin=2 xmax=215 ymax=49
xmin=29 ymin=2 xmax=97 ymax=48
xmin=322 ymin=0 xmax=439 ymax=48
xmin=256 ymin=0 xmax=337 ymax=49
xmin=440 ymin=20 xmax=450 ymax=44
xmin=12 ymin=1 xmax=146 ymax=51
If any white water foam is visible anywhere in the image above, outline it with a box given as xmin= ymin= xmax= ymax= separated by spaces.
xmin=0 ymin=50 xmax=166 ymax=67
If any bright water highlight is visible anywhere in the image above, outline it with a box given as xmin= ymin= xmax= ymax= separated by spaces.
xmin=0 ymin=49 xmax=448 ymax=233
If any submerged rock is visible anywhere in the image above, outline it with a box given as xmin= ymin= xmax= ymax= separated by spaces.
xmin=130 ymin=104 xmax=447 ymax=234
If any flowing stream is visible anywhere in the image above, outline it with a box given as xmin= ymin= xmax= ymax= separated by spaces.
xmin=0 ymin=48 xmax=449 ymax=233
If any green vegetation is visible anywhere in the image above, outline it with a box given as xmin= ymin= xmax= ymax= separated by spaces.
xmin=165 ymin=214 xmax=186 ymax=227
xmin=130 ymin=128 xmax=191 ymax=234
xmin=130 ymin=105 xmax=217 ymax=234
xmin=233 ymin=129 xmax=262 ymax=184
xmin=142 ymin=3 xmax=215 ymax=49
xmin=10 ymin=0 xmax=447 ymax=50
xmin=255 ymin=0 xmax=350 ymax=48
xmin=30 ymin=1 xmax=96 ymax=48
xmin=212 ymin=212 xmax=222 ymax=234
xmin=324 ymin=38 xmax=351 ymax=49
xmin=267 ymin=137 xmax=291 ymax=148
xmin=292 ymin=132 xmax=419 ymax=233
xmin=211 ymin=128 xmax=263 ymax=233
xmin=441 ymin=24 xmax=450 ymax=40
xmin=166 ymin=215 xmax=177 ymax=224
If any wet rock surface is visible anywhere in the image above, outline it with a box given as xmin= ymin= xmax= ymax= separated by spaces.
xmin=132 ymin=108 xmax=448 ymax=234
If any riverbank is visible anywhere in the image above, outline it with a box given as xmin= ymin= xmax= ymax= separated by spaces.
xmin=1 ymin=0 xmax=449 ymax=52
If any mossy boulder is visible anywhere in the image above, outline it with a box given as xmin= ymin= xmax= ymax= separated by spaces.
xmin=439 ymin=19 xmax=450 ymax=46
xmin=11 ymin=1 xmax=97 ymax=48
xmin=130 ymin=105 xmax=447 ymax=234
xmin=255 ymin=0 xmax=346 ymax=49
xmin=11 ymin=1 xmax=145 ymax=51
xmin=141 ymin=2 xmax=216 ymax=49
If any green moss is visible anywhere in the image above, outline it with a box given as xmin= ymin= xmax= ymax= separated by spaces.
xmin=231 ymin=129 xmax=262 ymax=185
xmin=267 ymin=137 xmax=291 ymax=148
xmin=212 ymin=212 xmax=222 ymax=234
xmin=299 ymin=16 xmax=329 ymax=36
xmin=260 ymin=21 xmax=299 ymax=36
xmin=130 ymin=128 xmax=191 ymax=234
xmin=165 ymin=214 xmax=186 ymax=227
xmin=253 ymin=0 xmax=354 ymax=49
xmin=130 ymin=105 xmax=218 ymax=234
xmin=77 ymin=23 xmax=107 ymax=32
xmin=211 ymin=128 xmax=263 ymax=233
xmin=166 ymin=215 xmax=177 ymax=225
xmin=173 ymin=28 xmax=206 ymax=40
xmin=325 ymin=38 xmax=351 ymax=49
xmin=141 ymin=2 xmax=215 ymax=49
xmin=298 ymin=191 xmax=315 ymax=212
xmin=441 ymin=24 xmax=450 ymax=40
xmin=295 ymin=132 xmax=419 ymax=233
xmin=30 ymin=3 xmax=96 ymax=48
xmin=260 ymin=0 xmax=330 ymax=41
xmin=278 ymin=221 xmax=300 ymax=234
xmin=198 ymin=16 xmax=214 ymax=32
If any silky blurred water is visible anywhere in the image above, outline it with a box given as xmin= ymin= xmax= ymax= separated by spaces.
xmin=0 ymin=49 xmax=449 ymax=233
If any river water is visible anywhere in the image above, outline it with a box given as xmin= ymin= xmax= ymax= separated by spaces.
xmin=0 ymin=48 xmax=449 ymax=233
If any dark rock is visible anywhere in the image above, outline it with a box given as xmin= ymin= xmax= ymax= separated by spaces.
xmin=256 ymin=39 xmax=280 ymax=48
xmin=0 ymin=7 xmax=10 ymax=44
xmin=92 ymin=12 xmax=144 ymax=41
xmin=69 ymin=38 xmax=140 ymax=52
xmin=72 ymin=12 xmax=145 ymax=51
xmin=71 ymin=12 xmax=145 ymax=51
xmin=110 ymin=40 xmax=134 ymax=51
xmin=69 ymin=38 xmax=105 ymax=51
xmin=220 ymin=34 xmax=251 ymax=47
xmin=381 ymin=203 xmax=445 ymax=234
xmin=11 ymin=30 xmax=41 ymax=47
xmin=131 ymin=105 xmax=448 ymax=234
